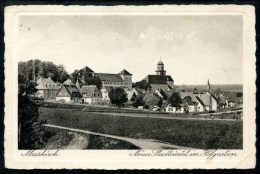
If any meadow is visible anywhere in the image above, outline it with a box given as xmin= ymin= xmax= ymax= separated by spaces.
xmin=39 ymin=106 xmax=243 ymax=149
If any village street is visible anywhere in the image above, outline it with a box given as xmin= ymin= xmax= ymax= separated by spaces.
xmin=43 ymin=124 xmax=191 ymax=149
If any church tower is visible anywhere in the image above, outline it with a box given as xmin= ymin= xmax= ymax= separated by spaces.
xmin=155 ymin=59 xmax=166 ymax=76
xmin=207 ymin=79 xmax=211 ymax=91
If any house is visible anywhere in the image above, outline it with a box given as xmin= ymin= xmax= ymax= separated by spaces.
xmin=142 ymin=93 xmax=162 ymax=109
xmin=78 ymin=66 xmax=133 ymax=90
xmin=222 ymin=91 xmax=243 ymax=108
xmin=217 ymin=93 xmax=229 ymax=109
xmin=36 ymin=77 xmax=59 ymax=99
xmin=195 ymin=96 xmax=206 ymax=112
xmin=100 ymin=86 xmax=113 ymax=101
xmin=56 ymin=84 xmax=82 ymax=103
xmin=125 ymin=88 xmax=138 ymax=101
xmin=165 ymin=92 xmax=188 ymax=113
xmin=183 ymin=96 xmax=197 ymax=112
xmin=143 ymin=60 xmax=174 ymax=91
xmin=165 ymin=103 xmax=188 ymax=114
xmin=80 ymin=85 xmax=102 ymax=104
xmin=199 ymin=91 xmax=219 ymax=111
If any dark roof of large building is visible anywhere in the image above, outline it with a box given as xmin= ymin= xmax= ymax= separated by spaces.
xmin=94 ymin=73 xmax=123 ymax=82
xmin=145 ymin=75 xmax=173 ymax=85
xmin=119 ymin=69 xmax=132 ymax=75
xmin=81 ymin=66 xmax=94 ymax=72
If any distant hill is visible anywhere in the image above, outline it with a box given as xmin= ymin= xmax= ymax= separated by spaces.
xmin=175 ymin=84 xmax=243 ymax=92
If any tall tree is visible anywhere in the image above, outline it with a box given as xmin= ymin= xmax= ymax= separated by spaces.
xmin=108 ymin=87 xmax=128 ymax=107
xmin=18 ymin=81 xmax=39 ymax=149
xmin=133 ymin=80 xmax=151 ymax=90
xmin=18 ymin=60 xmax=70 ymax=83
xmin=132 ymin=94 xmax=145 ymax=108
xmin=168 ymin=93 xmax=183 ymax=108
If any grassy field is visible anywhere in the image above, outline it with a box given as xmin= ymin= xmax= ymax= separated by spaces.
xmin=39 ymin=107 xmax=243 ymax=149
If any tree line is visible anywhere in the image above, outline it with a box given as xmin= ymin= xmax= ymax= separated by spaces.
xmin=18 ymin=59 xmax=70 ymax=83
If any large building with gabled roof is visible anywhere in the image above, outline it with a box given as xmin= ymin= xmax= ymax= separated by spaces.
xmin=79 ymin=66 xmax=133 ymax=90
xmin=143 ymin=60 xmax=174 ymax=91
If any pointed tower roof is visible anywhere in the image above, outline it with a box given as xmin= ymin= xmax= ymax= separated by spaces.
xmin=119 ymin=69 xmax=132 ymax=75
xmin=158 ymin=57 xmax=164 ymax=65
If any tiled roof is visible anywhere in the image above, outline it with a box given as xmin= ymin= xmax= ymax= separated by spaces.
xmin=119 ymin=69 xmax=132 ymax=75
xmin=36 ymin=77 xmax=59 ymax=90
xmin=195 ymin=96 xmax=205 ymax=106
xmin=65 ymin=85 xmax=80 ymax=93
xmin=80 ymin=85 xmax=99 ymax=97
xmin=59 ymin=84 xmax=82 ymax=97
xmin=199 ymin=92 xmax=218 ymax=106
xmin=145 ymin=75 xmax=173 ymax=85
xmin=183 ymin=96 xmax=195 ymax=105
xmin=94 ymin=73 xmax=123 ymax=82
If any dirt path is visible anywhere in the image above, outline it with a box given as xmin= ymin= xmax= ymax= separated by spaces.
xmin=89 ymin=111 xmax=242 ymax=122
xmin=43 ymin=124 xmax=191 ymax=149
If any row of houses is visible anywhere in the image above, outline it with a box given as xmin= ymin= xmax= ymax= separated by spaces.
xmin=34 ymin=60 xmax=242 ymax=113
xmin=35 ymin=76 xmax=138 ymax=104
xmin=163 ymin=89 xmax=243 ymax=114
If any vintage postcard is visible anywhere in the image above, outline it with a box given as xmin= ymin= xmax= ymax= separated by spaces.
xmin=4 ymin=5 xmax=256 ymax=169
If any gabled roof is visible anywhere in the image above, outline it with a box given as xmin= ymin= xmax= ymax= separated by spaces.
xmin=195 ymin=96 xmax=205 ymax=106
xmin=94 ymin=73 xmax=123 ymax=82
xmin=80 ymin=85 xmax=99 ymax=97
xmin=64 ymin=85 xmax=81 ymax=95
xmin=57 ymin=84 xmax=82 ymax=97
xmin=145 ymin=75 xmax=173 ymax=85
xmin=199 ymin=92 xmax=218 ymax=106
xmin=36 ymin=77 xmax=59 ymax=90
xmin=183 ymin=96 xmax=195 ymax=105
xmin=119 ymin=69 xmax=132 ymax=75
xmin=81 ymin=66 xmax=94 ymax=73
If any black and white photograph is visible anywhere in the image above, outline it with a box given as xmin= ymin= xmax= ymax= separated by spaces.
xmin=4 ymin=5 xmax=256 ymax=169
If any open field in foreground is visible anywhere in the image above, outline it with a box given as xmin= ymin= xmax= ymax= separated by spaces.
xmin=39 ymin=107 xmax=243 ymax=149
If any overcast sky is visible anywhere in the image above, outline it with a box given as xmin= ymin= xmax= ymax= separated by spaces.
xmin=15 ymin=15 xmax=243 ymax=85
